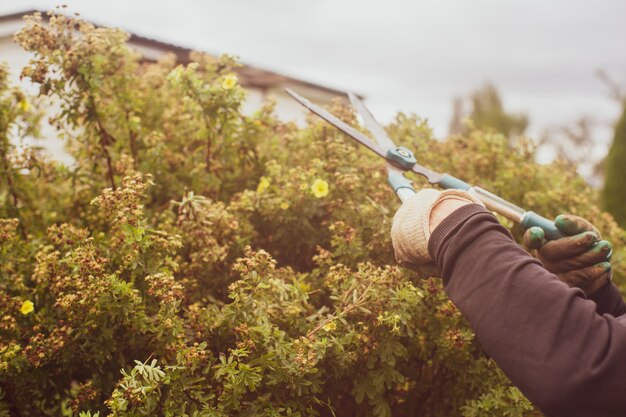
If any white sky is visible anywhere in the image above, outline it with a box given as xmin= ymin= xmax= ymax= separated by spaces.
xmin=2 ymin=0 xmax=625 ymax=154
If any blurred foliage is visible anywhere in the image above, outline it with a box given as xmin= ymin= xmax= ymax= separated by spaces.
xmin=536 ymin=70 xmax=626 ymax=186
xmin=449 ymin=83 xmax=528 ymax=139
xmin=602 ymin=105 xmax=626 ymax=227
xmin=539 ymin=117 xmax=598 ymax=173
xmin=1 ymin=11 xmax=624 ymax=417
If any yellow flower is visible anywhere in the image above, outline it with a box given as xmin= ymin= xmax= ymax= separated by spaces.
xmin=280 ymin=201 xmax=290 ymax=210
xmin=310 ymin=179 xmax=329 ymax=198
xmin=322 ymin=321 xmax=336 ymax=332
xmin=20 ymin=300 xmax=34 ymax=315
xmin=221 ymin=74 xmax=238 ymax=90
xmin=19 ymin=100 xmax=30 ymax=112
xmin=256 ymin=176 xmax=270 ymax=193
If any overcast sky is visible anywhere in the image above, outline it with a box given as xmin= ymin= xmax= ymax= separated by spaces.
xmin=2 ymin=0 xmax=625 ymax=155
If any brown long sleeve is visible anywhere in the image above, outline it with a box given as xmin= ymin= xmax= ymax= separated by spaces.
xmin=589 ymin=281 xmax=626 ymax=317
xmin=428 ymin=204 xmax=626 ymax=417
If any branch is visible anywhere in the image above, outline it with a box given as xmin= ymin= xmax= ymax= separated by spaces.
xmin=88 ymin=94 xmax=116 ymax=190
xmin=126 ymin=110 xmax=139 ymax=168
xmin=306 ymin=281 xmax=374 ymax=338
xmin=0 ymin=147 xmax=26 ymax=238
xmin=96 ymin=120 xmax=117 ymax=190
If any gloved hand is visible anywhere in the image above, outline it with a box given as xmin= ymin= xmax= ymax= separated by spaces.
xmin=391 ymin=188 xmax=484 ymax=272
xmin=523 ymin=214 xmax=612 ymax=296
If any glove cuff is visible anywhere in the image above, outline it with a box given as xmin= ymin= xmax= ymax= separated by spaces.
xmin=392 ymin=189 xmax=484 ymax=268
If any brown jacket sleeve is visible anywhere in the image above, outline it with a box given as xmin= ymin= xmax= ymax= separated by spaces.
xmin=589 ymin=281 xmax=626 ymax=317
xmin=428 ymin=204 xmax=626 ymax=417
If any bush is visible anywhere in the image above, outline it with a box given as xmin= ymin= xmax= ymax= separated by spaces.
xmin=1 ymin=12 xmax=624 ymax=417
xmin=602 ymin=106 xmax=626 ymax=227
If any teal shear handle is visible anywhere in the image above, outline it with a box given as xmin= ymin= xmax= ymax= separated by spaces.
xmin=519 ymin=212 xmax=564 ymax=241
xmin=387 ymin=170 xmax=417 ymax=201
xmin=438 ymin=174 xmax=564 ymax=240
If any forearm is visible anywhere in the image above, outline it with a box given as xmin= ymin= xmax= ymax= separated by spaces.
xmin=429 ymin=205 xmax=626 ymax=417
xmin=589 ymin=281 xmax=626 ymax=317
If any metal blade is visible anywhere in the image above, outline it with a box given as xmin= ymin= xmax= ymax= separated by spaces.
xmin=347 ymin=92 xmax=442 ymax=183
xmin=286 ymin=88 xmax=442 ymax=183
xmin=285 ymin=88 xmax=386 ymax=160
xmin=412 ymin=164 xmax=442 ymax=183
xmin=348 ymin=92 xmax=419 ymax=192
xmin=347 ymin=92 xmax=397 ymax=151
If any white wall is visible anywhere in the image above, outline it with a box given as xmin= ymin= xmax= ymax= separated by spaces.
xmin=1 ymin=36 xmax=35 ymax=87
xmin=1 ymin=36 xmax=75 ymax=164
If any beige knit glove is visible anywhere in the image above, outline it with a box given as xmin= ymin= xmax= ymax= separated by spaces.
xmin=391 ymin=189 xmax=485 ymax=272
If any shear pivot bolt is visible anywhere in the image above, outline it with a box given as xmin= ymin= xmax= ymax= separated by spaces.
xmin=386 ymin=147 xmax=417 ymax=170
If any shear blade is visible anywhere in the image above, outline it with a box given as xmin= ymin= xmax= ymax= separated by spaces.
xmin=284 ymin=88 xmax=387 ymax=160
xmin=347 ymin=92 xmax=397 ymax=152
xmin=285 ymin=88 xmax=441 ymax=183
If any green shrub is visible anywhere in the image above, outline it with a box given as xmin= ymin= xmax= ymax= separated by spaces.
xmin=602 ymin=105 xmax=626 ymax=227
xmin=0 ymin=11 xmax=624 ymax=417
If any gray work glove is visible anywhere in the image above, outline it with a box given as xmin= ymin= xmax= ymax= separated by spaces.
xmin=523 ymin=214 xmax=612 ymax=296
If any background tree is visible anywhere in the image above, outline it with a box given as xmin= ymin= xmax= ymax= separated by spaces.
xmin=602 ymin=105 xmax=626 ymax=227
xmin=537 ymin=116 xmax=606 ymax=186
xmin=536 ymin=70 xmax=626 ymax=187
xmin=449 ymin=83 xmax=528 ymax=138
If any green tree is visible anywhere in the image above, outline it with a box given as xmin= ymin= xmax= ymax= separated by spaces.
xmin=602 ymin=105 xmax=626 ymax=227
xmin=450 ymin=83 xmax=528 ymax=138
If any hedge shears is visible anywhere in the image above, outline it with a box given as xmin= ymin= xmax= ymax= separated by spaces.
xmin=285 ymin=88 xmax=564 ymax=240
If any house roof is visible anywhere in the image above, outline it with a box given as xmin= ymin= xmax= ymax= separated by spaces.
xmin=0 ymin=9 xmax=351 ymax=97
